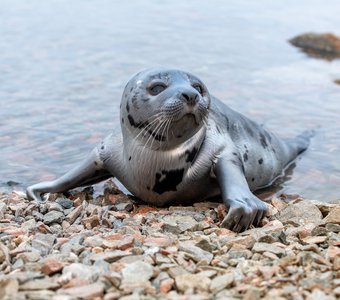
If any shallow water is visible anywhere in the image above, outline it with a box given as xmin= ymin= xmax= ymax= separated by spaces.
xmin=0 ymin=0 xmax=339 ymax=201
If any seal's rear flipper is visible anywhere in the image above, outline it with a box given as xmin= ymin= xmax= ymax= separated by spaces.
xmin=294 ymin=129 xmax=315 ymax=154
xmin=26 ymin=149 xmax=112 ymax=203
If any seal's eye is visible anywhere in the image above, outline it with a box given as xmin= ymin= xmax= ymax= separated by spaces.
xmin=149 ymin=83 xmax=167 ymax=96
xmin=193 ymin=84 xmax=203 ymax=95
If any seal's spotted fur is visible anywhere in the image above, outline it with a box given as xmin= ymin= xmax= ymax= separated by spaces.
xmin=27 ymin=68 xmax=311 ymax=232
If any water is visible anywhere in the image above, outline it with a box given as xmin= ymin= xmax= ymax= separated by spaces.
xmin=0 ymin=0 xmax=339 ymax=201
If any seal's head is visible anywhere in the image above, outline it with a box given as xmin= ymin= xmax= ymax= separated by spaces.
xmin=120 ymin=68 xmax=211 ymax=149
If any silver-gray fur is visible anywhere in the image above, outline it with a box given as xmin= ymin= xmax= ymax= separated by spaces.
xmin=27 ymin=68 xmax=311 ymax=232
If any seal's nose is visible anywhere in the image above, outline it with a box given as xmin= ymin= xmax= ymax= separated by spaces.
xmin=180 ymin=91 xmax=199 ymax=106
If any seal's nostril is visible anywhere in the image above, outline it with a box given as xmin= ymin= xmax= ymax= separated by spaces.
xmin=181 ymin=92 xmax=198 ymax=106
xmin=182 ymin=93 xmax=190 ymax=102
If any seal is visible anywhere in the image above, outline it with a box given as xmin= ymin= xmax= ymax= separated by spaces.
xmin=27 ymin=68 xmax=312 ymax=232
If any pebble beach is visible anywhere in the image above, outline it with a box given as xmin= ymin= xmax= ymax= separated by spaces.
xmin=0 ymin=181 xmax=339 ymax=300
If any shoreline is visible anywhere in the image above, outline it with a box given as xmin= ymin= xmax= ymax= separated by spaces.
xmin=0 ymin=188 xmax=339 ymax=299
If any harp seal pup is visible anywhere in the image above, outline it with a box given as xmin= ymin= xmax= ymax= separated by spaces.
xmin=27 ymin=68 xmax=311 ymax=232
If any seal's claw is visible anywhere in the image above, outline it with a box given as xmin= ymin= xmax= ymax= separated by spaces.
xmin=26 ymin=185 xmax=46 ymax=203
xmin=221 ymin=196 xmax=267 ymax=232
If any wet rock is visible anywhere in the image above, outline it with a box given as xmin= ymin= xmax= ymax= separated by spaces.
xmin=43 ymin=211 xmax=64 ymax=225
xmin=32 ymin=233 xmax=56 ymax=255
xmin=289 ymin=32 xmax=340 ymax=60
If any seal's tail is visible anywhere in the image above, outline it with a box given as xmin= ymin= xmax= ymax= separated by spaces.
xmin=294 ymin=129 xmax=315 ymax=154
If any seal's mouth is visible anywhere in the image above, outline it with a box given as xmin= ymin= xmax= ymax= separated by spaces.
xmin=173 ymin=113 xmax=200 ymax=126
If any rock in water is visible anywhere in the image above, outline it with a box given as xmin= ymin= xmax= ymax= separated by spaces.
xmin=289 ymin=32 xmax=340 ymax=59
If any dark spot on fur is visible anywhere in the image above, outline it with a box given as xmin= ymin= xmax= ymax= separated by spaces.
xmin=126 ymin=101 xmax=130 ymax=112
xmin=243 ymin=152 xmax=248 ymax=162
xmin=128 ymin=114 xmax=148 ymax=129
xmin=224 ymin=116 xmax=230 ymax=130
xmin=121 ymin=118 xmax=124 ymax=124
xmin=260 ymin=133 xmax=268 ymax=148
xmin=258 ymin=158 xmax=263 ymax=164
xmin=94 ymin=161 xmax=98 ymax=166
xmin=232 ymin=152 xmax=238 ymax=156
xmin=129 ymin=156 xmax=131 ymax=161
xmin=141 ymin=98 xmax=149 ymax=102
xmin=130 ymin=87 xmax=133 ymax=92
xmin=216 ymin=125 xmax=221 ymax=133
xmin=176 ymin=135 xmax=182 ymax=138
xmin=185 ymin=147 xmax=198 ymax=163
xmin=265 ymin=131 xmax=272 ymax=142
xmin=101 ymin=146 xmax=104 ymax=150
xmin=252 ymin=177 xmax=255 ymax=182
xmin=153 ymin=169 xmax=184 ymax=194
xmin=147 ymin=186 xmax=150 ymax=190
xmin=147 ymin=129 xmax=166 ymax=142
xmin=131 ymin=93 xmax=139 ymax=104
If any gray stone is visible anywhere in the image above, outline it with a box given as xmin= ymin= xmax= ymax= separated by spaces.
xmin=178 ymin=241 xmax=213 ymax=263
xmin=89 ymin=250 xmax=131 ymax=263
xmin=115 ymin=202 xmax=133 ymax=212
xmin=62 ymin=263 xmax=99 ymax=282
xmin=121 ymin=261 xmax=153 ymax=284
xmin=21 ymin=219 xmax=37 ymax=232
xmin=162 ymin=215 xmax=198 ymax=234
xmin=326 ymin=223 xmax=340 ymax=232
xmin=48 ymin=202 xmax=64 ymax=212
xmin=323 ymin=205 xmax=340 ymax=224
xmin=58 ymin=282 xmax=104 ymax=300
xmin=252 ymin=242 xmax=286 ymax=257
xmin=210 ymin=273 xmax=234 ymax=293
xmin=175 ymin=273 xmax=211 ymax=293
xmin=32 ymin=233 xmax=56 ymax=256
xmin=23 ymin=290 xmax=56 ymax=300
xmin=43 ymin=211 xmax=64 ymax=225
xmin=32 ymin=211 xmax=44 ymax=222
xmin=276 ymin=201 xmax=322 ymax=225
xmin=56 ymin=197 xmax=74 ymax=209
xmin=19 ymin=279 xmax=60 ymax=291
xmin=0 ymin=202 xmax=7 ymax=219
xmin=0 ymin=279 xmax=19 ymax=299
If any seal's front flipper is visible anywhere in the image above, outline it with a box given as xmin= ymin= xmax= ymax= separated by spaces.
xmin=26 ymin=149 xmax=112 ymax=203
xmin=213 ymin=155 xmax=267 ymax=232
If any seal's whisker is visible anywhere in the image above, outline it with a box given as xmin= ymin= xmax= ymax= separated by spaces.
xmin=131 ymin=113 xmax=165 ymax=144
